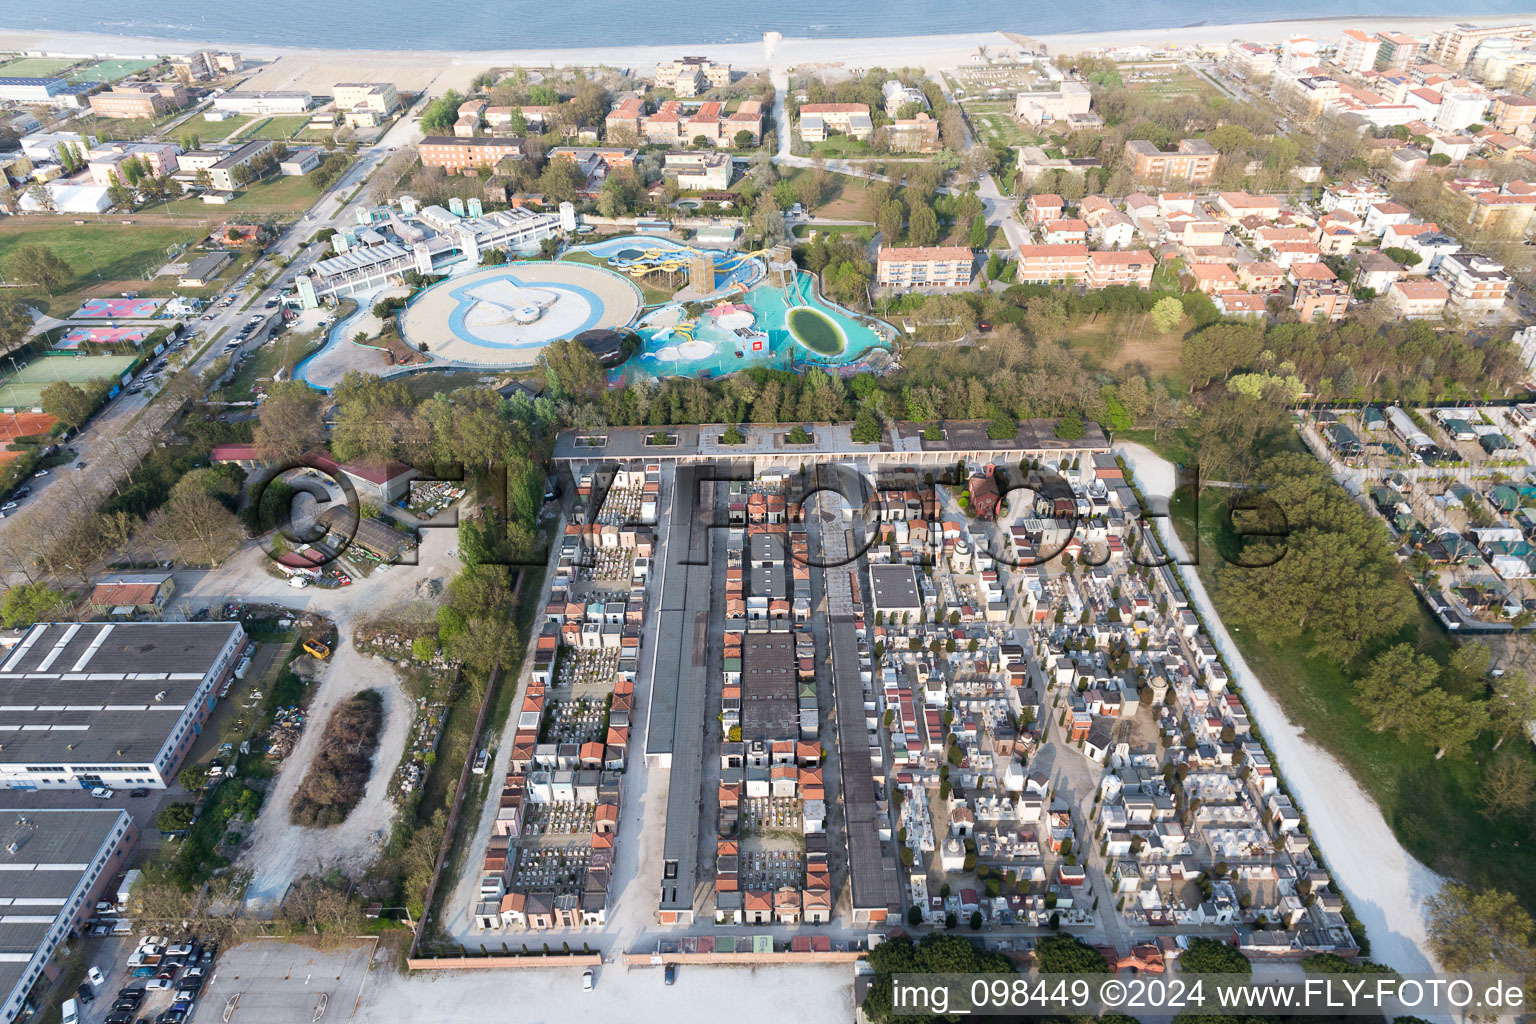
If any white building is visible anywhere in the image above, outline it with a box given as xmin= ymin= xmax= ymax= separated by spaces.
xmin=0 ymin=622 xmax=246 ymax=791
xmin=212 ymin=90 xmax=313 ymax=115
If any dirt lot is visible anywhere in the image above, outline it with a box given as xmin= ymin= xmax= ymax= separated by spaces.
xmin=170 ymin=528 xmax=461 ymax=911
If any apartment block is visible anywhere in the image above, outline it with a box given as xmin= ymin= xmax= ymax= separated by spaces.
xmin=1123 ymin=139 xmax=1219 ymax=185
xmin=419 ymin=135 xmax=526 ymax=174
xmin=1085 ymin=250 xmax=1156 ymax=289
xmin=1428 ymin=23 xmax=1535 ymax=68
xmin=1436 ymin=251 xmax=1512 ymax=313
xmin=875 ymin=245 xmax=974 ymax=290
xmin=1388 ymin=278 xmax=1450 ymax=318
xmin=798 ymin=103 xmax=873 ymax=142
xmin=1335 ymin=30 xmax=1383 ymax=75
xmin=887 ymin=112 xmax=940 ymax=153
xmin=655 ymin=57 xmax=732 ymax=96
xmin=1015 ymin=244 xmax=1088 ymax=283
xmin=89 ymin=82 xmax=186 ymax=119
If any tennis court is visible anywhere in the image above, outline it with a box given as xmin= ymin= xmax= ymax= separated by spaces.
xmin=58 ymin=326 xmax=151 ymax=350
xmin=0 ymin=354 xmax=136 ymax=410
xmin=74 ymin=297 xmax=165 ymax=319
xmin=0 ymin=57 xmax=76 ymax=77
xmin=69 ymin=58 xmax=158 ymax=83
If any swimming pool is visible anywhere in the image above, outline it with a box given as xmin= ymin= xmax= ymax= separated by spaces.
xmin=616 ymin=269 xmax=894 ymax=382
xmin=577 ymin=234 xmax=764 ymax=294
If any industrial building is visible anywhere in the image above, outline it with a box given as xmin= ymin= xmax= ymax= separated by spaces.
xmin=0 ymin=622 xmax=246 ymax=791
xmin=0 ymin=807 xmax=138 ymax=1024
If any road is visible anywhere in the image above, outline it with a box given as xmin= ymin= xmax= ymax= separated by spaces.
xmin=0 ymin=109 xmax=425 ymax=560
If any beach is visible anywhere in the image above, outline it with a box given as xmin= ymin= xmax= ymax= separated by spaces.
xmin=5 ymin=15 xmax=1536 ymax=94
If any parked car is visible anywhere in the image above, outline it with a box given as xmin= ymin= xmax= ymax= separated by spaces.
xmin=132 ymin=967 xmax=156 ymax=979
xmin=89 ymin=787 xmax=113 ymax=799
xmin=146 ymin=978 xmax=173 ymax=991
xmin=129 ymin=788 xmax=149 ymax=798
xmin=1 ymin=502 xmax=17 ymax=511
xmin=582 ymin=969 xmax=594 ymax=992
xmin=60 ymin=998 xmax=79 ymax=1024
xmin=664 ymin=964 xmax=676 ymax=985
xmin=76 ymin=983 xmax=94 ymax=1004
xmin=167 ymin=944 xmax=193 ymax=957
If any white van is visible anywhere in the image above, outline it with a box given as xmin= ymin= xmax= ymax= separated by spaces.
xmin=61 ymin=998 xmax=79 ymax=1024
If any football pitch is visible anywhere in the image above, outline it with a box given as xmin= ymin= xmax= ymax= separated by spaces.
xmin=0 ymin=354 xmax=136 ymax=410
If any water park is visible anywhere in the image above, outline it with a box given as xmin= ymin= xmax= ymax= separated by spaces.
xmin=296 ymin=233 xmax=894 ymax=388
xmin=395 ymin=260 xmax=643 ymax=369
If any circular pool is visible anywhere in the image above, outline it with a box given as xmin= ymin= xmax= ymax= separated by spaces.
xmin=786 ymin=306 xmax=845 ymax=356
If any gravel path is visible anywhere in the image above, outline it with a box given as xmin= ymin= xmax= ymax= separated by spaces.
xmin=1117 ymin=442 xmax=1445 ymax=975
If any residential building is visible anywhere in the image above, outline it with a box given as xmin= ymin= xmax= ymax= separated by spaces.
xmin=0 ymin=621 xmax=246 ymax=790
xmin=1214 ymin=291 xmax=1268 ymax=317
xmin=0 ymin=808 xmax=138 ymax=1024
xmin=18 ymin=131 xmax=93 ymax=165
xmin=1428 ymin=24 xmax=1534 ymax=69
xmin=605 ymin=97 xmax=646 ymax=140
xmin=1464 ymin=189 xmax=1536 ymax=237
xmin=1388 ymin=147 xmax=1430 ymax=180
xmin=1336 ymin=30 xmax=1383 ymax=75
xmin=1015 ymin=244 xmax=1088 ymax=283
xmin=89 ymin=83 xmax=186 ymax=120
xmin=1436 ymin=251 xmax=1512 ymax=312
xmin=1294 ymin=279 xmax=1350 ymax=320
xmin=887 ymin=112 xmax=940 ymax=153
xmin=875 ymin=246 xmax=974 ymax=290
xmin=1388 ymin=278 xmax=1450 ymax=317
xmin=1189 ymin=263 xmax=1240 ymax=293
xmin=1085 ymin=250 xmax=1156 ymax=289
xmin=883 ymin=79 xmax=929 ymax=113
xmin=1376 ymin=32 xmax=1423 ymax=71
xmin=89 ymin=572 xmax=176 ymax=616
xmin=1227 ymin=42 xmax=1279 ymax=80
xmin=1355 ymin=251 xmax=1404 ymax=294
xmin=1013 ymin=82 xmax=1095 ymax=127
xmin=665 ymin=149 xmax=732 ymax=190
xmin=1123 ymin=139 xmax=1219 ymax=185
xmin=279 ymin=148 xmax=322 ymax=175
xmin=211 ymin=90 xmax=313 ymax=115
xmin=1025 ymin=194 xmax=1065 ymax=228
xmin=798 ymin=103 xmax=873 ymax=142
xmin=333 ymin=82 xmax=399 ymax=118
xmin=170 ymin=50 xmax=242 ymax=83
xmin=642 ymin=101 xmax=684 ymax=145
xmin=726 ymin=100 xmax=765 ymax=146
xmin=1436 ymin=91 xmax=1489 ymax=130
xmin=203 ymin=139 xmax=275 ymax=191
xmin=1490 ymin=93 xmax=1536 ymax=137
xmin=419 ymin=136 xmax=525 ymax=174
xmin=1041 ymin=218 xmax=1089 ymax=245
xmin=86 ymin=142 xmax=180 ymax=186
xmin=655 ymin=57 xmax=732 ymax=96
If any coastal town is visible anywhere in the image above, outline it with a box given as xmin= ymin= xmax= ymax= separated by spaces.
xmin=0 ymin=15 xmax=1533 ymax=1024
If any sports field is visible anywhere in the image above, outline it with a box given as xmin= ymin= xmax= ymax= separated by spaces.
xmin=0 ymin=354 xmax=135 ymax=410
xmin=69 ymin=58 xmax=158 ymax=83
xmin=75 ymin=297 xmax=165 ymax=319
xmin=59 ymin=326 xmax=151 ymax=350
xmin=0 ymin=57 xmax=76 ymax=77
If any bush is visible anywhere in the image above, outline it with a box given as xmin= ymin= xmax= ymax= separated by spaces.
xmin=289 ymin=690 xmax=384 ymax=827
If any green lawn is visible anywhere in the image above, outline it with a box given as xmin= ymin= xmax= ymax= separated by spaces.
xmin=0 ymin=57 xmax=77 ymax=77
xmin=172 ymin=112 xmax=253 ymax=142
xmin=68 ymin=58 xmax=157 ymax=83
xmin=1174 ymin=483 xmax=1536 ymax=914
xmin=792 ymin=223 xmax=874 ymax=243
xmin=236 ymin=115 xmax=316 ymax=141
xmin=0 ymin=219 xmax=204 ymax=313
xmin=76 ymin=115 xmax=165 ymax=141
xmin=804 ymin=135 xmax=873 ymax=158
xmin=153 ymin=173 xmax=323 ymax=219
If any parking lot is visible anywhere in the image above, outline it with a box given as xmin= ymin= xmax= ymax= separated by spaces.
xmin=189 ymin=941 xmax=375 ymax=1024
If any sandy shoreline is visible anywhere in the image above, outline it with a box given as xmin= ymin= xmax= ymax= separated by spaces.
xmin=4 ymin=14 xmax=1536 ymax=80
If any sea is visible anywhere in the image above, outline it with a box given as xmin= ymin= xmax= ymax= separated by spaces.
xmin=6 ymin=0 xmax=1536 ymax=51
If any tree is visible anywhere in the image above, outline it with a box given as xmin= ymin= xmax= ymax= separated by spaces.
xmin=750 ymin=192 xmax=785 ymax=247
xmin=1481 ymin=750 xmax=1536 ymax=819
xmin=1352 ymin=644 xmax=1441 ymax=736
xmin=968 ymin=213 xmax=987 ymax=248
xmin=155 ymin=802 xmax=196 ymax=833
xmin=39 ymin=380 xmax=96 ymax=429
xmin=876 ymin=200 xmax=905 ymax=244
xmin=1490 ymin=671 xmax=1536 ymax=748
xmin=6 ymin=244 xmax=72 ymax=297
xmin=907 ymin=204 xmax=939 ymax=247
xmin=254 ymin=381 xmax=325 ymax=464
xmin=152 ymin=488 xmax=245 ymax=566
xmin=734 ymin=129 xmax=755 ymax=149
xmin=1033 ymin=935 xmax=1111 ymax=973
xmin=0 ymin=583 xmax=69 ymax=628
xmin=1179 ymin=937 xmax=1252 ymax=974
xmin=1383 ymin=246 xmax=1422 ymax=268
xmin=1056 ymin=409 xmax=1086 ymax=441
xmin=852 ymin=408 xmax=882 ymax=444
xmin=1426 ymin=882 xmax=1536 ymax=1004
xmin=538 ymin=337 xmax=604 ymax=401
xmin=1150 ymin=295 xmax=1185 ymax=333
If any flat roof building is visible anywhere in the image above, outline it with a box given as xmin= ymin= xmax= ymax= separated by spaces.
xmin=0 ymin=622 xmax=246 ymax=791
xmin=0 ymin=807 xmax=137 ymax=1024
xmin=870 ymin=563 xmax=922 ymax=619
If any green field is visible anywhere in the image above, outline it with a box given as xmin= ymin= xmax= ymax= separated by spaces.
xmin=0 ymin=57 xmax=77 ymax=78
xmin=236 ymin=115 xmax=316 ymax=141
xmin=68 ymin=58 xmax=158 ymax=83
xmin=0 ymin=354 xmax=137 ymax=410
xmin=962 ymin=102 xmax=1045 ymax=149
xmin=155 ymin=173 xmax=322 ymax=219
xmin=172 ymin=112 xmax=253 ymax=142
xmin=0 ymin=220 xmax=204 ymax=311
